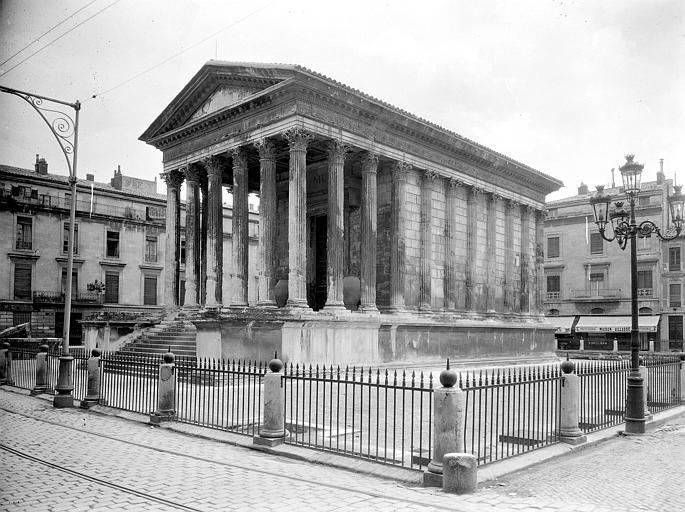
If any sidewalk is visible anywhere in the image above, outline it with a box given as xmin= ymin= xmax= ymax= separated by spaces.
xmin=2 ymin=385 xmax=684 ymax=511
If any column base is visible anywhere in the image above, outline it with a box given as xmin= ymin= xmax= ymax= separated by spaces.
xmin=323 ymin=303 xmax=348 ymax=314
xmin=150 ymin=412 xmax=177 ymax=425
xmin=560 ymin=432 xmax=587 ymax=445
xmin=256 ymin=301 xmax=278 ymax=309
xmin=53 ymin=394 xmax=74 ymax=408
xmin=30 ymin=387 xmax=47 ymax=396
xmin=360 ymin=304 xmax=380 ymax=314
xmin=423 ymin=467 xmax=444 ymax=488
xmin=286 ymin=299 xmax=310 ymax=310
xmin=386 ymin=305 xmax=406 ymax=314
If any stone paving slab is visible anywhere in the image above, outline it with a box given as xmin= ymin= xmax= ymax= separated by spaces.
xmin=1 ymin=386 xmax=685 ymax=511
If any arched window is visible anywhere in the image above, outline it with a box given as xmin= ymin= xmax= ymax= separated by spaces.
xmin=590 ymin=307 xmax=604 ymax=315
xmin=639 ymin=307 xmax=653 ymax=315
xmin=547 ymin=309 xmax=560 ymax=317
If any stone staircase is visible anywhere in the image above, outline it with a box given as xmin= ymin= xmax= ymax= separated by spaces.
xmin=118 ymin=320 xmax=197 ymax=358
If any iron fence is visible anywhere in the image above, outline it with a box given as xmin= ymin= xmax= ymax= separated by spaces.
xmin=461 ymin=364 xmax=561 ymax=465
xmin=577 ymin=359 xmax=631 ymax=433
xmin=175 ymin=358 xmax=265 ymax=436
xmin=99 ymin=353 xmax=161 ymax=414
xmin=642 ymin=355 xmax=682 ymax=413
xmin=282 ymin=365 xmax=434 ymax=470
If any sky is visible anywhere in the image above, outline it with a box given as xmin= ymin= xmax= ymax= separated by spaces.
xmin=0 ymin=0 xmax=683 ymax=202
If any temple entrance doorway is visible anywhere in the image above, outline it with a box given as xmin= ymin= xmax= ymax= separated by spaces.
xmin=310 ymin=215 xmax=327 ymax=311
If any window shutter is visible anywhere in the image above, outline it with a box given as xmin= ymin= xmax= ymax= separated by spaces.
xmin=13 ymin=263 xmax=32 ymax=300
xmin=105 ymin=272 xmax=119 ymax=303
xmin=144 ymin=276 xmax=157 ymax=305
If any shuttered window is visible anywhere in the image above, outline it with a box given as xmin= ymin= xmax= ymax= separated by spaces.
xmin=144 ymin=275 xmax=157 ymax=305
xmin=16 ymin=216 xmax=32 ymax=250
xmin=61 ymin=269 xmax=78 ymax=295
xmin=669 ymin=316 xmax=683 ymax=341
xmin=670 ymin=283 xmax=681 ymax=308
xmin=105 ymin=271 xmax=119 ymax=303
xmin=590 ymin=233 xmax=603 ymax=254
xmin=670 ymin=247 xmax=681 ymax=271
xmin=13 ymin=263 xmax=32 ymax=300
xmin=547 ymin=236 xmax=560 ymax=258
xmin=63 ymin=222 xmax=79 ymax=254
xmin=145 ymin=236 xmax=158 ymax=262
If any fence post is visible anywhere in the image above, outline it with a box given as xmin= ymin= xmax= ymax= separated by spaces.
xmin=81 ymin=348 xmax=102 ymax=409
xmin=424 ymin=359 xmax=468 ymax=488
xmin=0 ymin=342 xmax=8 ymax=385
xmin=30 ymin=344 xmax=49 ymax=395
xmin=680 ymin=356 xmax=685 ymax=403
xmin=2 ymin=342 xmax=13 ymax=386
xmin=150 ymin=351 xmax=176 ymax=424
xmin=579 ymin=337 xmax=585 ymax=351
xmin=612 ymin=338 xmax=618 ymax=353
xmin=638 ymin=365 xmax=652 ymax=420
xmin=559 ymin=357 xmax=586 ymax=445
xmin=254 ymin=352 xmax=287 ymax=447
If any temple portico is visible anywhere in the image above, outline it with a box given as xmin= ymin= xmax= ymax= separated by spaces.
xmin=142 ymin=62 xmax=562 ymax=365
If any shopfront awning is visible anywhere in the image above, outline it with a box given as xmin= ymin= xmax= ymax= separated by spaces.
xmin=574 ymin=315 xmax=661 ymax=333
xmin=547 ymin=316 xmax=575 ymax=334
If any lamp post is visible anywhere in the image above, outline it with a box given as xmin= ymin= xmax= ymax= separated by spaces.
xmin=590 ymin=154 xmax=684 ymax=434
xmin=0 ymin=85 xmax=80 ymax=408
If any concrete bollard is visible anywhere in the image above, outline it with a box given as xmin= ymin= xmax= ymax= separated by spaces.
xmin=150 ymin=351 xmax=176 ymax=424
xmin=3 ymin=342 xmax=13 ymax=386
xmin=424 ymin=359 xmax=467 ymax=487
xmin=612 ymin=338 xmax=618 ymax=353
xmin=30 ymin=344 xmax=49 ymax=395
xmin=579 ymin=337 xmax=585 ymax=351
xmin=254 ymin=352 xmax=288 ymax=447
xmin=442 ymin=453 xmax=478 ymax=494
xmin=638 ymin=365 xmax=652 ymax=420
xmin=559 ymin=357 xmax=587 ymax=445
xmin=81 ymin=348 xmax=102 ymax=409
xmin=0 ymin=342 xmax=8 ymax=385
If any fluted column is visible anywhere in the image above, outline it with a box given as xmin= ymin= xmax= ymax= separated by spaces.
xmin=199 ymin=173 xmax=208 ymax=306
xmin=420 ymin=170 xmax=436 ymax=311
xmin=203 ymin=156 xmax=224 ymax=309
xmin=284 ymin=127 xmax=312 ymax=309
xmin=255 ymin=139 xmax=277 ymax=308
xmin=183 ymin=166 xmax=201 ymax=309
xmin=486 ymin=193 xmax=497 ymax=312
xmin=504 ymin=200 xmax=518 ymax=312
xmin=324 ymin=140 xmax=348 ymax=311
xmin=389 ymin=162 xmax=410 ymax=312
xmin=465 ymin=185 xmax=480 ymax=312
xmin=162 ymin=170 xmax=184 ymax=309
xmin=520 ymin=205 xmax=534 ymax=313
xmin=360 ymin=152 xmax=379 ymax=313
xmin=444 ymin=179 xmax=460 ymax=311
xmin=230 ymin=147 xmax=249 ymax=307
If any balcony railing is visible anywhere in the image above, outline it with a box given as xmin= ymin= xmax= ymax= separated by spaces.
xmin=637 ymin=288 xmax=653 ymax=297
xmin=33 ymin=290 xmax=104 ymax=305
xmin=546 ymin=291 xmax=561 ymax=300
xmin=571 ymin=288 xmax=622 ymax=299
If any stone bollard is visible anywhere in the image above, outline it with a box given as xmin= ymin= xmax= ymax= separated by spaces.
xmin=559 ymin=357 xmax=587 ymax=445
xmin=150 ymin=351 xmax=177 ymax=424
xmin=30 ymin=344 xmax=49 ymax=395
xmin=648 ymin=339 xmax=655 ymax=353
xmin=612 ymin=338 xmax=618 ymax=353
xmin=53 ymin=350 xmax=74 ymax=408
xmin=579 ymin=337 xmax=585 ymax=351
xmin=443 ymin=453 xmax=478 ymax=494
xmin=638 ymin=365 xmax=652 ymax=420
xmin=0 ymin=342 xmax=8 ymax=385
xmin=424 ymin=359 xmax=467 ymax=487
xmin=81 ymin=348 xmax=102 ymax=409
xmin=254 ymin=352 xmax=288 ymax=447
xmin=3 ymin=342 xmax=13 ymax=386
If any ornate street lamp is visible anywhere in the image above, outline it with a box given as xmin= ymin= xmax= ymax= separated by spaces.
xmin=590 ymin=154 xmax=684 ymax=434
xmin=1 ymin=85 xmax=80 ymax=408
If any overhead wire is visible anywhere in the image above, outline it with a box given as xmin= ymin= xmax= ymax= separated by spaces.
xmin=89 ymin=1 xmax=273 ymax=101
xmin=0 ymin=0 xmax=123 ymax=78
xmin=0 ymin=0 xmax=100 ymax=68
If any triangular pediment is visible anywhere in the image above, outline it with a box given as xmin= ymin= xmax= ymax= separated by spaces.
xmin=188 ymin=85 xmax=263 ymax=122
xmin=140 ymin=61 xmax=298 ymax=143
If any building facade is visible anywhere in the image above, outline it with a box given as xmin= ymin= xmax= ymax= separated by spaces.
xmin=140 ymin=61 xmax=563 ymax=365
xmin=544 ymin=166 xmax=683 ymax=352
xmin=1 ymin=159 xmax=158 ymax=344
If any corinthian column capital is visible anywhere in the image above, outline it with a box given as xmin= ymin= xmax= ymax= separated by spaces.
xmin=361 ymin=152 xmax=379 ymax=173
xmin=391 ymin=161 xmax=412 ymax=181
xmin=231 ymin=147 xmax=248 ymax=169
xmin=447 ymin=178 xmax=463 ymax=196
xmin=327 ymin=139 xmax=350 ymax=162
xmin=184 ymin=164 xmax=202 ymax=183
xmin=203 ymin=155 xmax=224 ymax=176
xmin=254 ymin=138 xmax=276 ymax=159
xmin=162 ymin=169 xmax=184 ymax=190
xmin=422 ymin=169 xmax=439 ymax=186
xmin=283 ymin=126 xmax=313 ymax=150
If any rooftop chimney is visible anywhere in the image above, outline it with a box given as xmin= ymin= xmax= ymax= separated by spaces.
xmin=86 ymin=173 xmax=94 ymax=181
xmin=110 ymin=165 xmax=123 ymax=190
xmin=611 ymin=168 xmax=615 ymax=188
xmin=34 ymin=154 xmax=48 ymax=175
xmin=578 ymin=182 xmax=589 ymax=195
xmin=657 ymin=158 xmax=665 ymax=185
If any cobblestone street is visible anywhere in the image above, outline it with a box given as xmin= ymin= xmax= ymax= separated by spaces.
xmin=1 ymin=387 xmax=684 ymax=511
